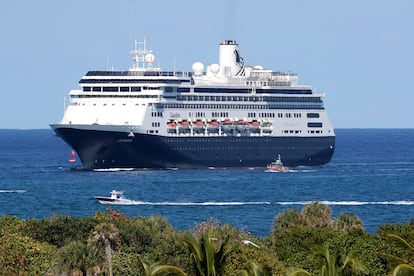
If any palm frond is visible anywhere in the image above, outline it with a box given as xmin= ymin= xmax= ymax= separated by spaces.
xmin=392 ymin=263 xmax=414 ymax=276
xmin=388 ymin=234 xmax=414 ymax=251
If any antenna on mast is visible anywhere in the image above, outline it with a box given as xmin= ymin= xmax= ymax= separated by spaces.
xmin=130 ymin=38 xmax=158 ymax=71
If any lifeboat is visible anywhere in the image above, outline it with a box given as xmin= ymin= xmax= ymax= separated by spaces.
xmin=178 ymin=120 xmax=191 ymax=133
xmin=221 ymin=119 xmax=234 ymax=132
xmin=206 ymin=119 xmax=219 ymax=133
xmin=248 ymin=120 xmax=261 ymax=133
xmin=261 ymin=120 xmax=273 ymax=133
xmin=167 ymin=120 xmax=177 ymax=133
xmin=235 ymin=119 xmax=248 ymax=131
xmin=192 ymin=119 xmax=205 ymax=133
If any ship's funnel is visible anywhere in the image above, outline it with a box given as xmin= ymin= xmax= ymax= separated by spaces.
xmin=218 ymin=40 xmax=244 ymax=76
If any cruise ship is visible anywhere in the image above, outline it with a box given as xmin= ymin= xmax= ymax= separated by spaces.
xmin=51 ymin=39 xmax=335 ymax=169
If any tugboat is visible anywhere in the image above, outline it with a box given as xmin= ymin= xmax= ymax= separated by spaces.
xmin=266 ymin=154 xmax=290 ymax=172
xmin=95 ymin=190 xmax=128 ymax=204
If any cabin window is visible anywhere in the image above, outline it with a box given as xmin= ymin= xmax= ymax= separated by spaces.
xmin=308 ymin=122 xmax=323 ymax=128
xmin=103 ymin=87 xmax=118 ymax=92
xmin=307 ymin=113 xmax=320 ymax=118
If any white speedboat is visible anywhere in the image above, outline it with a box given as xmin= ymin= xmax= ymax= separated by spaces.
xmin=95 ymin=190 xmax=127 ymax=204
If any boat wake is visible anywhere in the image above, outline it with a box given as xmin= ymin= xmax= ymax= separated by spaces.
xmin=103 ymin=200 xmax=272 ymax=206
xmin=275 ymin=200 xmax=414 ymax=206
xmin=0 ymin=190 xmax=27 ymax=193
xmin=93 ymin=168 xmax=135 ymax=172
xmin=104 ymin=200 xmax=414 ymax=206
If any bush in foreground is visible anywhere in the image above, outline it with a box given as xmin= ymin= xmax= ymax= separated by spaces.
xmin=1 ymin=203 xmax=414 ymax=275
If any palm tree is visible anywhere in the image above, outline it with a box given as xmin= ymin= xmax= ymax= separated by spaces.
xmin=286 ymin=268 xmax=311 ymax=276
xmin=331 ymin=213 xmax=364 ymax=232
xmin=184 ymin=231 xmax=231 ymax=276
xmin=141 ymin=261 xmax=187 ymax=276
xmin=57 ymin=240 xmax=102 ymax=276
xmin=383 ymin=234 xmax=414 ymax=275
xmin=301 ymin=201 xmax=332 ymax=228
xmin=272 ymin=208 xmax=303 ymax=232
xmin=315 ymin=245 xmax=368 ymax=275
xmin=238 ymin=261 xmax=266 ymax=276
xmin=90 ymin=222 xmax=121 ymax=276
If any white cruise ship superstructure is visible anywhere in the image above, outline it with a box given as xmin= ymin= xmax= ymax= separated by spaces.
xmin=51 ymin=39 xmax=335 ymax=169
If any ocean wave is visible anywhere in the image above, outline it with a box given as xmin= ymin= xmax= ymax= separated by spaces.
xmin=0 ymin=190 xmax=27 ymax=193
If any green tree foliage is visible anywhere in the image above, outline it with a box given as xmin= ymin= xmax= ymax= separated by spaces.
xmin=272 ymin=226 xmax=337 ymax=272
xmin=273 ymin=202 xmax=343 ymax=234
xmin=272 ymin=208 xmax=303 ymax=232
xmin=238 ymin=261 xmax=266 ymax=276
xmin=331 ymin=213 xmax=364 ymax=232
xmin=0 ymin=215 xmax=25 ymax=233
xmin=382 ymin=234 xmax=414 ymax=275
xmin=0 ymin=224 xmax=57 ymax=275
xmin=24 ymin=214 xmax=97 ymax=247
xmin=330 ymin=231 xmax=386 ymax=275
xmin=314 ymin=245 xmax=368 ymax=275
xmin=141 ymin=261 xmax=188 ymax=276
xmin=112 ymin=251 xmax=144 ymax=275
xmin=301 ymin=201 xmax=332 ymax=227
xmin=392 ymin=263 xmax=414 ymax=275
xmin=56 ymin=240 xmax=102 ymax=275
xmin=286 ymin=268 xmax=312 ymax=276
xmin=90 ymin=222 xmax=121 ymax=276
xmin=218 ymin=224 xmax=285 ymax=274
xmin=147 ymin=230 xmax=194 ymax=273
xmin=190 ymin=217 xmax=220 ymax=237
xmin=3 ymin=208 xmax=414 ymax=275
xmin=118 ymin=215 xmax=174 ymax=254
xmin=184 ymin=230 xmax=232 ymax=276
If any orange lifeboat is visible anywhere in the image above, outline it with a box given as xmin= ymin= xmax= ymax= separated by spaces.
xmin=178 ymin=120 xmax=191 ymax=133
xmin=235 ymin=119 xmax=248 ymax=131
xmin=192 ymin=119 xmax=205 ymax=133
xmin=167 ymin=121 xmax=177 ymax=127
xmin=206 ymin=120 xmax=219 ymax=133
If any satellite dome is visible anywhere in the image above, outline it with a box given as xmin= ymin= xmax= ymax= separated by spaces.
xmin=210 ymin=63 xmax=220 ymax=75
xmin=192 ymin=62 xmax=204 ymax=76
xmin=144 ymin=53 xmax=155 ymax=63
xmin=254 ymin=65 xmax=263 ymax=70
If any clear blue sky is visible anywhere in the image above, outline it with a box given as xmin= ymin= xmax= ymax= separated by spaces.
xmin=1 ymin=0 xmax=413 ymax=129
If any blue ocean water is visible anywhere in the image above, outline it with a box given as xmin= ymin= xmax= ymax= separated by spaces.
xmin=0 ymin=129 xmax=414 ymax=236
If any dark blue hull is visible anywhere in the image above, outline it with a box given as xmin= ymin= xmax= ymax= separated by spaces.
xmin=53 ymin=127 xmax=335 ymax=169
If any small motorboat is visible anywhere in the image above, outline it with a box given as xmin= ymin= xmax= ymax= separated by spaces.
xmin=266 ymin=155 xmax=290 ymax=172
xmin=95 ymin=190 xmax=127 ymax=204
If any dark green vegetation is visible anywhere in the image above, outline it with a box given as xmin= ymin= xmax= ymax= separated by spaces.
xmin=1 ymin=202 xmax=414 ymax=275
